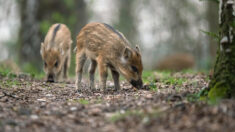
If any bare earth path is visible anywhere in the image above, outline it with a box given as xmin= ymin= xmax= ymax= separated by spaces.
xmin=0 ymin=72 xmax=235 ymax=132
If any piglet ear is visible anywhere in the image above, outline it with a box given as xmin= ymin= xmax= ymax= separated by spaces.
xmin=40 ymin=42 xmax=44 ymax=55
xmin=135 ymin=45 xmax=140 ymax=52
xmin=123 ymin=47 xmax=132 ymax=60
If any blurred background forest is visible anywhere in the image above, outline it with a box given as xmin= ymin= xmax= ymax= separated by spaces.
xmin=0 ymin=0 xmax=218 ymax=76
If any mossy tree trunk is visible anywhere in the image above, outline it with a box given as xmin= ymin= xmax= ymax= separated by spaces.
xmin=208 ymin=0 xmax=235 ymax=99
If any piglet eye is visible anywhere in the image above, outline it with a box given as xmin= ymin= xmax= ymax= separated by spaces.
xmin=44 ymin=62 xmax=47 ymax=67
xmin=54 ymin=61 xmax=58 ymax=67
xmin=131 ymin=66 xmax=138 ymax=73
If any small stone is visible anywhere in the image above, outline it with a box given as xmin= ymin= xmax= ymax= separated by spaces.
xmin=45 ymin=94 xmax=53 ymax=97
xmin=37 ymin=98 xmax=47 ymax=102
xmin=89 ymin=108 xmax=102 ymax=116
xmin=145 ymin=94 xmax=153 ymax=99
xmin=120 ymin=109 xmax=125 ymax=114
xmin=142 ymin=117 xmax=149 ymax=123
xmin=30 ymin=114 xmax=39 ymax=120
xmin=70 ymin=107 xmax=77 ymax=111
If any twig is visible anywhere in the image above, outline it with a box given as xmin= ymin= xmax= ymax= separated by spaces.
xmin=1 ymin=91 xmax=20 ymax=100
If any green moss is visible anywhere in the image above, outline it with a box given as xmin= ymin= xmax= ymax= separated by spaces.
xmin=7 ymin=73 xmax=17 ymax=79
xmin=142 ymin=70 xmax=155 ymax=83
xmin=0 ymin=80 xmax=21 ymax=88
xmin=208 ymin=81 xmax=228 ymax=101
xmin=68 ymin=98 xmax=89 ymax=105
xmin=148 ymin=83 xmax=158 ymax=91
xmin=0 ymin=67 xmax=11 ymax=77
xmin=78 ymin=99 xmax=89 ymax=105
xmin=162 ymin=77 xmax=187 ymax=86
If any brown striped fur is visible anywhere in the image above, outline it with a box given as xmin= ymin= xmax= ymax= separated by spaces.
xmin=76 ymin=22 xmax=143 ymax=91
xmin=40 ymin=23 xmax=72 ymax=82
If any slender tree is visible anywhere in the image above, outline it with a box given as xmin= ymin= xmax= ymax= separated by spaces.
xmin=207 ymin=1 xmax=219 ymax=59
xmin=18 ymin=0 xmax=41 ymax=68
xmin=208 ymin=0 xmax=235 ymax=99
xmin=116 ymin=0 xmax=137 ymax=44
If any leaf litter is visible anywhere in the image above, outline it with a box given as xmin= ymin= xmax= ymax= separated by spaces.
xmin=0 ymin=72 xmax=234 ymax=132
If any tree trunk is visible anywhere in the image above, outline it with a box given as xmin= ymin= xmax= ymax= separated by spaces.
xmin=207 ymin=2 xmax=219 ymax=61
xmin=116 ymin=0 xmax=137 ymax=45
xmin=208 ymin=0 xmax=235 ymax=99
xmin=74 ymin=0 xmax=87 ymax=36
xmin=18 ymin=0 xmax=41 ymax=68
xmin=18 ymin=0 xmax=87 ymax=71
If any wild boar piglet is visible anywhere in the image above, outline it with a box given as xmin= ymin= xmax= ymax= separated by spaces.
xmin=40 ymin=23 xmax=72 ymax=82
xmin=75 ymin=22 xmax=143 ymax=91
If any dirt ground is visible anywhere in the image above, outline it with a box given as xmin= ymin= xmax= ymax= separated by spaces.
xmin=0 ymin=72 xmax=235 ymax=132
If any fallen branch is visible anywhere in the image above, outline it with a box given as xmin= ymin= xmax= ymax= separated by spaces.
xmin=0 ymin=91 xmax=20 ymax=100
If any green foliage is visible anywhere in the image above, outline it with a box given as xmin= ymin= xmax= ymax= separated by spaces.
xmin=142 ymin=70 xmax=156 ymax=83
xmin=0 ymin=80 xmax=20 ymax=88
xmin=39 ymin=20 xmax=51 ymax=35
xmin=181 ymin=69 xmax=197 ymax=74
xmin=63 ymin=0 xmax=74 ymax=8
xmin=78 ymin=99 xmax=90 ymax=105
xmin=162 ymin=77 xmax=186 ymax=86
xmin=94 ymin=98 xmax=103 ymax=104
xmin=22 ymin=63 xmax=44 ymax=79
xmin=69 ymin=98 xmax=90 ymax=105
xmin=143 ymin=70 xmax=189 ymax=91
xmin=0 ymin=65 xmax=11 ymax=77
xmin=68 ymin=98 xmax=90 ymax=105
xmin=68 ymin=15 xmax=76 ymax=27
xmin=156 ymin=71 xmax=187 ymax=86
xmin=199 ymin=0 xmax=219 ymax=3
xmin=148 ymin=83 xmax=158 ymax=91
xmin=7 ymin=73 xmax=17 ymax=79
xmin=187 ymin=87 xmax=208 ymax=102
xmin=142 ymin=71 xmax=158 ymax=91
xmin=200 ymin=29 xmax=220 ymax=41
xmin=231 ymin=20 xmax=235 ymax=28
xmin=52 ymin=12 xmax=66 ymax=23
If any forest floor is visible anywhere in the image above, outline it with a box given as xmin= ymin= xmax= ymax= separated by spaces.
xmin=0 ymin=71 xmax=235 ymax=132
